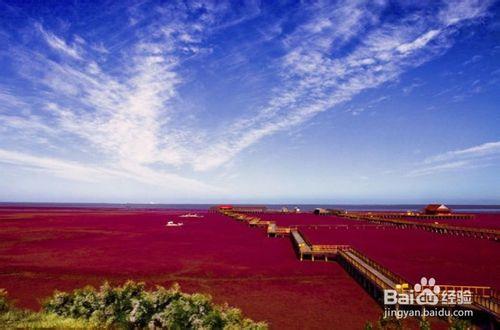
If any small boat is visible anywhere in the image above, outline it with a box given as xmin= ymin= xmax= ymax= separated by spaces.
xmin=179 ymin=213 xmax=204 ymax=218
xmin=166 ymin=221 xmax=183 ymax=227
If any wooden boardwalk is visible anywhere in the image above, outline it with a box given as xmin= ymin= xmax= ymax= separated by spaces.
xmin=378 ymin=213 xmax=474 ymax=220
xmin=341 ymin=213 xmax=499 ymax=241
xmin=339 ymin=249 xmax=397 ymax=291
xmin=219 ymin=209 xmax=499 ymax=322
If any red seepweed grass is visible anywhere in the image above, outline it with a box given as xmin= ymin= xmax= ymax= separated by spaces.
xmin=0 ymin=207 xmax=382 ymax=329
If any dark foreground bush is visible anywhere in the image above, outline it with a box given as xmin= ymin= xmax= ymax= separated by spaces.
xmin=364 ymin=316 xmax=472 ymax=330
xmin=0 ymin=282 xmax=267 ymax=329
xmin=0 ymin=289 xmax=9 ymax=313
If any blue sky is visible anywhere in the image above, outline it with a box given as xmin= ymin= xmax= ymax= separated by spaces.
xmin=0 ymin=0 xmax=499 ymax=204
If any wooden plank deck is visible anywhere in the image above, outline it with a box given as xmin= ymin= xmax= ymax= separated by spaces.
xmin=342 ymin=213 xmax=499 ymax=241
xmin=339 ymin=249 xmax=397 ymax=290
xmin=219 ymin=209 xmax=499 ymax=322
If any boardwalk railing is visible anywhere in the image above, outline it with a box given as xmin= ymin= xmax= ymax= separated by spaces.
xmin=342 ymin=248 xmax=407 ymax=287
xmin=421 ymin=285 xmax=499 ymax=318
xmin=219 ymin=209 xmax=500 ymax=321
xmin=377 ymin=213 xmax=474 ymax=220
xmin=290 ymin=230 xmax=311 ymax=254
xmin=474 ymin=289 xmax=499 ymax=319
xmin=310 ymin=244 xmax=350 ymax=261
xmin=341 ymin=213 xmax=499 ymax=241
xmin=338 ymin=249 xmax=399 ymax=291
xmin=338 ymin=249 xmax=500 ymax=319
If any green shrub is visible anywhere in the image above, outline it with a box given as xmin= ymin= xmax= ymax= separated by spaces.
xmin=449 ymin=318 xmax=471 ymax=330
xmin=1 ymin=282 xmax=267 ymax=329
xmin=0 ymin=289 xmax=9 ymax=313
xmin=43 ymin=290 xmax=74 ymax=317
xmin=378 ymin=316 xmax=403 ymax=330
xmin=40 ymin=281 xmax=267 ymax=329
xmin=150 ymin=283 xmax=182 ymax=311
xmin=419 ymin=319 xmax=431 ymax=330
xmin=0 ymin=309 xmax=99 ymax=328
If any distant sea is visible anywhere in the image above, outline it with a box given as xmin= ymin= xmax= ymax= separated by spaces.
xmin=1 ymin=203 xmax=500 ymax=213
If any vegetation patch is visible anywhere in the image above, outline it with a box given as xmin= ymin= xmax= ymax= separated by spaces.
xmin=0 ymin=282 xmax=267 ymax=329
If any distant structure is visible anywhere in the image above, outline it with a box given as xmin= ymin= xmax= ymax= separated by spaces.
xmin=281 ymin=207 xmax=289 ymax=213
xmin=293 ymin=206 xmax=301 ymax=213
xmin=233 ymin=206 xmax=267 ymax=213
xmin=179 ymin=213 xmax=204 ymax=218
xmin=210 ymin=205 xmax=267 ymax=213
xmin=165 ymin=220 xmax=183 ymax=227
xmin=424 ymin=204 xmax=451 ymax=215
xmin=313 ymin=208 xmax=328 ymax=215
xmin=313 ymin=208 xmax=347 ymax=216
xmin=213 ymin=205 xmax=233 ymax=210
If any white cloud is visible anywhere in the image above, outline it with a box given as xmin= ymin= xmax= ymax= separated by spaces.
xmin=0 ymin=88 xmax=26 ymax=111
xmin=397 ymin=30 xmax=441 ymax=54
xmin=36 ymin=23 xmax=82 ymax=60
xmin=0 ymin=4 xmax=218 ymax=194
xmin=0 ymin=114 xmax=56 ymax=135
xmin=18 ymin=15 xmax=207 ymax=171
xmin=0 ymin=148 xmax=217 ymax=192
xmin=0 ymin=0 xmax=495 ymax=194
xmin=189 ymin=0 xmax=492 ymax=171
xmin=407 ymin=160 xmax=473 ymax=177
xmin=438 ymin=0 xmax=494 ymax=25
xmin=408 ymin=141 xmax=500 ymax=176
xmin=424 ymin=141 xmax=500 ymax=163
xmin=0 ymin=148 xmax=118 ymax=183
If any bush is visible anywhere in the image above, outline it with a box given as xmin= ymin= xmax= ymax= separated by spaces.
xmin=449 ymin=318 xmax=471 ymax=330
xmin=377 ymin=316 xmax=403 ymax=330
xmin=419 ymin=319 xmax=431 ymax=330
xmin=0 ymin=289 xmax=9 ymax=313
xmin=40 ymin=281 xmax=267 ymax=329
xmin=1 ymin=282 xmax=267 ymax=329
xmin=0 ymin=309 xmax=99 ymax=328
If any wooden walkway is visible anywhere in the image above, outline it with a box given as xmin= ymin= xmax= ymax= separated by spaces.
xmin=341 ymin=213 xmax=499 ymax=241
xmin=339 ymin=249 xmax=397 ymax=290
xmin=219 ymin=210 xmax=499 ymax=322
xmin=378 ymin=213 xmax=474 ymax=220
xmin=289 ymin=228 xmax=500 ymax=320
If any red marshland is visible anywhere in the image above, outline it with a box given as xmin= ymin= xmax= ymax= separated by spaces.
xmin=0 ymin=206 xmax=498 ymax=329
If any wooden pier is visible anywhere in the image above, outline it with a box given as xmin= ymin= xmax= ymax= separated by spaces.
xmin=341 ymin=213 xmax=499 ymax=241
xmin=219 ymin=209 xmax=499 ymax=323
xmin=267 ymin=223 xmax=293 ymax=237
xmin=377 ymin=212 xmax=474 ymax=221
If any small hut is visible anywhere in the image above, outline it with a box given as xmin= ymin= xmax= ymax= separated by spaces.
xmin=424 ymin=204 xmax=451 ymax=215
xmin=210 ymin=205 xmax=233 ymax=212
xmin=313 ymin=208 xmax=328 ymax=215
xmin=329 ymin=209 xmax=347 ymax=216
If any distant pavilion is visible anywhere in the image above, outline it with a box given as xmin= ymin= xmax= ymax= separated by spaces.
xmin=424 ymin=204 xmax=451 ymax=215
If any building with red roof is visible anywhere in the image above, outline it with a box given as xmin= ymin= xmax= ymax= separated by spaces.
xmin=424 ymin=204 xmax=451 ymax=215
